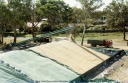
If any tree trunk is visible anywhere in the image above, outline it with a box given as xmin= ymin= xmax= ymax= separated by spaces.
xmin=32 ymin=26 xmax=35 ymax=38
xmin=0 ymin=29 xmax=4 ymax=44
xmin=81 ymin=25 xmax=86 ymax=46
xmin=14 ymin=28 xmax=17 ymax=43
xmin=1 ymin=34 xmax=3 ymax=44
xmin=32 ymin=6 xmax=36 ymax=39
xmin=123 ymin=26 xmax=126 ymax=40
xmin=32 ymin=25 xmax=36 ymax=43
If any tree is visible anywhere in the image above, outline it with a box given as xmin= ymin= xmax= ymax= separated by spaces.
xmin=76 ymin=0 xmax=103 ymax=45
xmin=0 ymin=1 xmax=10 ymax=43
xmin=7 ymin=0 xmax=35 ymax=43
xmin=22 ymin=0 xmax=45 ymax=38
xmin=71 ymin=7 xmax=84 ymax=40
xmin=71 ymin=7 xmax=84 ymax=23
xmin=37 ymin=0 xmax=72 ymax=29
xmin=105 ymin=0 xmax=128 ymax=40
xmin=30 ymin=0 xmax=41 ymax=38
xmin=7 ymin=0 xmax=26 ymax=43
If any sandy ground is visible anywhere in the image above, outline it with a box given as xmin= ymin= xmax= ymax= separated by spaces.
xmin=107 ymin=56 xmax=128 ymax=82
xmin=112 ymin=39 xmax=128 ymax=50
xmin=30 ymin=40 xmax=109 ymax=74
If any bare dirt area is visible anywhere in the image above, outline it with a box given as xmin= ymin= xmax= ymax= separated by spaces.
xmin=112 ymin=39 xmax=127 ymax=44
xmin=112 ymin=39 xmax=128 ymax=50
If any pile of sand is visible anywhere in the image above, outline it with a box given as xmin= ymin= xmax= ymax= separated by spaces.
xmin=30 ymin=40 xmax=109 ymax=74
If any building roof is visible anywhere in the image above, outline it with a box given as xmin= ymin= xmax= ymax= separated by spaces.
xmin=27 ymin=22 xmax=42 ymax=28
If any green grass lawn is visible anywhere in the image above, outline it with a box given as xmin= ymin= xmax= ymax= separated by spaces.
xmin=75 ymin=32 xmax=128 ymax=41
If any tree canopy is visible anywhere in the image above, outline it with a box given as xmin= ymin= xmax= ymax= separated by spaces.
xmin=76 ymin=0 xmax=103 ymax=45
xmin=37 ymin=0 xmax=73 ymax=28
xmin=76 ymin=0 xmax=103 ymax=19
xmin=105 ymin=0 xmax=128 ymax=40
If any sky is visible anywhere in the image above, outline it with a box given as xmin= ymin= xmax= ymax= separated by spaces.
xmin=63 ymin=0 xmax=112 ymax=10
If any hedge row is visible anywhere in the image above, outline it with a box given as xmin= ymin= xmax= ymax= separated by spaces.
xmin=85 ymin=30 xmax=125 ymax=33
xmin=3 ymin=33 xmax=25 ymax=37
